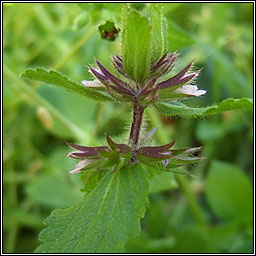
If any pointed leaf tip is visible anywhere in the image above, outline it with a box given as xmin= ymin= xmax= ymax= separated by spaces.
xmin=157 ymin=61 xmax=195 ymax=89
xmin=105 ymin=135 xmax=132 ymax=154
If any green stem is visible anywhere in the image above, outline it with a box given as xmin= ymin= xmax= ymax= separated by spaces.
xmin=3 ymin=173 xmax=31 ymax=184
xmin=5 ymin=224 xmax=18 ymax=253
xmin=174 ymin=174 xmax=208 ymax=228
xmin=5 ymin=165 xmax=19 ymax=253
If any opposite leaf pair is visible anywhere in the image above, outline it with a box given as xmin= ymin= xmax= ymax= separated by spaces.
xmin=67 ymin=135 xmax=203 ymax=175
xmin=76 ymin=42 xmax=206 ymax=175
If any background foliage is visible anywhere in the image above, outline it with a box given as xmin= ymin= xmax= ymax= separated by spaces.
xmin=3 ymin=2 xmax=253 ymax=253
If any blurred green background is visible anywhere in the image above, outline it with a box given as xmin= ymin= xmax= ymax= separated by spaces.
xmin=3 ymin=3 xmax=253 ymax=253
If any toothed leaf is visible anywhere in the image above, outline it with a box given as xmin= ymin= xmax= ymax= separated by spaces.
xmin=36 ymin=164 xmax=149 ymax=253
xmin=20 ymin=68 xmax=114 ymax=102
xmin=154 ymin=98 xmax=253 ymax=117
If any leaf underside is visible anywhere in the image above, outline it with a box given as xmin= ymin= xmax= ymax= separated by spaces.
xmin=20 ymin=68 xmax=114 ymax=102
xmin=154 ymin=98 xmax=253 ymax=117
xmin=36 ymin=164 xmax=149 ymax=253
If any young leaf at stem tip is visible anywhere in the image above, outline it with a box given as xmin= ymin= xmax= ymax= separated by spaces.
xmin=122 ymin=7 xmax=151 ymax=84
xmin=150 ymin=3 xmax=168 ymax=64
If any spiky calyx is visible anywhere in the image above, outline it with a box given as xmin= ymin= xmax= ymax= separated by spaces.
xmin=76 ymin=50 xmax=206 ymax=175
xmin=83 ymin=51 xmax=205 ymax=107
xmin=67 ymin=135 xmax=203 ymax=175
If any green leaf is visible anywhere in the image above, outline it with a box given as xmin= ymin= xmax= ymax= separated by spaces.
xmin=206 ymin=161 xmax=253 ymax=222
xmin=122 ymin=8 xmax=151 ymax=83
xmin=26 ymin=173 xmax=82 ymax=209
xmin=150 ymin=4 xmax=167 ymax=64
xmin=80 ymin=169 xmax=101 ymax=194
xmin=154 ymin=98 xmax=253 ymax=117
xmin=20 ymin=68 xmax=114 ymax=102
xmin=36 ymin=164 xmax=149 ymax=253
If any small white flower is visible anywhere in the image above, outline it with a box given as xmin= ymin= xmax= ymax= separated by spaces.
xmin=69 ymin=159 xmax=91 ymax=174
xmin=174 ymin=85 xmax=206 ymax=97
xmin=81 ymin=80 xmax=104 ymax=88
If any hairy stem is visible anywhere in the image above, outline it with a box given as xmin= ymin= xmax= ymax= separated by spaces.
xmin=129 ymin=101 xmax=145 ymax=150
